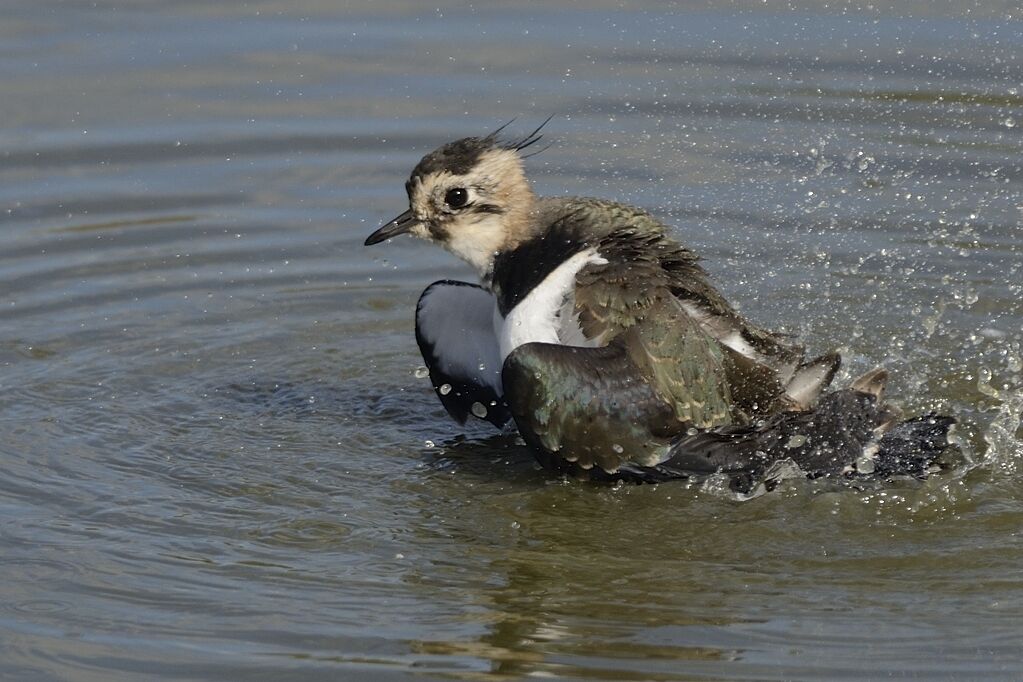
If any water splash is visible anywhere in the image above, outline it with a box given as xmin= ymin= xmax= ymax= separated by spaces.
xmin=978 ymin=372 xmax=1023 ymax=475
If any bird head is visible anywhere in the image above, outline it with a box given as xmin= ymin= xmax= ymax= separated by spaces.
xmin=365 ymin=118 xmax=551 ymax=282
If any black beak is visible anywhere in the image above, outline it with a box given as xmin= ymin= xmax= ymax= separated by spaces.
xmin=364 ymin=209 xmax=417 ymax=246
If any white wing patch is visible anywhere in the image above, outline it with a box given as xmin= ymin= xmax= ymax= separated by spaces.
xmin=417 ymin=282 xmax=504 ymax=393
xmin=497 ymin=248 xmax=607 ymax=360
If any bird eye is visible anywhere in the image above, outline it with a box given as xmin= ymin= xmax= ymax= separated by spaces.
xmin=444 ymin=187 xmax=469 ymax=208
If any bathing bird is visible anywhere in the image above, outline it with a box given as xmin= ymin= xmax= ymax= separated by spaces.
xmin=364 ymin=121 xmax=953 ymax=489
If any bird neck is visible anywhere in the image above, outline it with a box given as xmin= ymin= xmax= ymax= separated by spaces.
xmin=473 ymin=189 xmax=539 ymax=288
xmin=486 ymin=207 xmax=591 ymax=315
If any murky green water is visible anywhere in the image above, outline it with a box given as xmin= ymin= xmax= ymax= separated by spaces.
xmin=2 ymin=1 xmax=1022 ymax=679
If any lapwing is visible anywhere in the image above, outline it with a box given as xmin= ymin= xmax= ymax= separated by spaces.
xmin=364 ymin=121 xmax=954 ymax=488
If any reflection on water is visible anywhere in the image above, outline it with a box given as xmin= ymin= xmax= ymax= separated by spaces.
xmin=1 ymin=0 xmax=1022 ymax=679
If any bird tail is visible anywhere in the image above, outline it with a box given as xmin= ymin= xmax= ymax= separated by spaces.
xmin=871 ymin=414 xmax=957 ymax=477
xmin=639 ymin=370 xmax=957 ymax=491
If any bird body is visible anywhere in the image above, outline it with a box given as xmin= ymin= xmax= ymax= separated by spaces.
xmin=365 ymin=123 xmax=953 ymax=487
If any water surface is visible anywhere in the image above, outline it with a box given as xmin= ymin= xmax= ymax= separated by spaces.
xmin=2 ymin=1 xmax=1022 ymax=679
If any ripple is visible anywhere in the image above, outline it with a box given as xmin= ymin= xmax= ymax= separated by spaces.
xmin=0 ymin=558 xmax=78 ymax=583
xmin=12 ymin=600 xmax=70 ymax=615
xmin=249 ymin=518 xmax=352 ymax=549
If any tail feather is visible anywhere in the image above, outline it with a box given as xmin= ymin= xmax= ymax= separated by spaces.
xmin=614 ymin=388 xmax=956 ymax=491
xmin=871 ymin=414 xmax=956 ymax=477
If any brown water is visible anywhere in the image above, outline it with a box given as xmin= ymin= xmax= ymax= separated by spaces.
xmin=1 ymin=1 xmax=1022 ymax=679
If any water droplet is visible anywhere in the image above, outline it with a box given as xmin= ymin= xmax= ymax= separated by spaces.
xmin=611 ymin=443 xmax=624 ymax=454
xmin=424 ymin=440 xmax=435 ymax=448
xmin=414 ymin=366 xmax=430 ymax=379
xmin=510 ymin=521 xmax=520 ymax=529
xmin=477 ymin=362 xmax=487 ymax=372
xmin=977 ymin=367 xmax=1000 ymax=398
xmin=471 ymin=402 xmax=488 ymax=418
xmin=1003 ymin=116 xmax=1016 ymax=129
xmin=1007 ymin=354 xmax=1022 ymax=373
xmin=785 ymin=434 xmax=807 ymax=449
xmin=439 ymin=384 xmax=452 ymax=395
xmin=855 ymin=455 xmax=875 ymax=474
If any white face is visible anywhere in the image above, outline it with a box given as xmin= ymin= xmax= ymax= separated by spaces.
xmin=406 ymin=148 xmax=533 ymax=279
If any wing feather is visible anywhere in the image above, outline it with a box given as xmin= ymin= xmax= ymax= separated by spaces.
xmin=501 ymin=293 xmax=734 ymax=474
xmin=416 ymin=281 xmax=509 ymax=428
xmin=502 ymin=340 xmax=683 ymax=474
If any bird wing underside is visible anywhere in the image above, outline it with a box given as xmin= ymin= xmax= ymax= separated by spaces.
xmin=415 ymin=280 xmax=509 ymax=427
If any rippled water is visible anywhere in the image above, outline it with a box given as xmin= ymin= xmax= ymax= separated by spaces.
xmin=2 ymin=1 xmax=1022 ymax=679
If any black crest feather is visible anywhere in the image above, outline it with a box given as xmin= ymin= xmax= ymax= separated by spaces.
xmin=410 ymin=117 xmax=556 ymax=179
xmin=502 ymin=115 xmax=555 ymax=152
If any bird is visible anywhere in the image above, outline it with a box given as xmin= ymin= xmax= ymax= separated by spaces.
xmin=364 ymin=120 xmax=954 ymax=490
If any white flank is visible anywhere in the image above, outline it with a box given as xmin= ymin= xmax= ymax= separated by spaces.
xmin=417 ymin=283 xmax=504 ymax=393
xmin=497 ymin=248 xmax=607 ymax=360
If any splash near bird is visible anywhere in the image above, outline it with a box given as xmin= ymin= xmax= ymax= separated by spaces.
xmin=364 ymin=120 xmax=955 ymax=491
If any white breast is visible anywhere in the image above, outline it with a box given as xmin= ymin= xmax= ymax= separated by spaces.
xmin=496 ymin=248 xmax=607 ymax=360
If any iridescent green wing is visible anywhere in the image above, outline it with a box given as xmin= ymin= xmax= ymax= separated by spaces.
xmin=501 ymin=340 xmax=682 ymax=474
xmin=501 ymin=280 xmax=733 ymax=476
xmin=568 ymin=217 xmax=836 ymax=416
xmin=542 ymin=197 xmax=753 ymax=322
xmin=572 ymin=229 xmax=734 ymax=425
